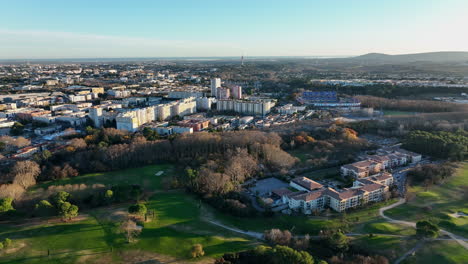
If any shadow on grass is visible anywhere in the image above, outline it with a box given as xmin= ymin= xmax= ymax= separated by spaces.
xmin=0 ymin=223 xmax=103 ymax=240
xmin=0 ymin=246 xmax=111 ymax=263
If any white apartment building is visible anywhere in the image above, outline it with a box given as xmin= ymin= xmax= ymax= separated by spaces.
xmin=277 ymin=104 xmax=306 ymax=115
xmin=210 ymin=78 xmax=221 ymax=96
xmin=114 ymin=98 xmax=197 ymax=132
xmin=196 ymin=97 xmax=215 ymax=110
xmin=168 ymin=91 xmax=204 ymax=99
xmin=276 ymin=173 xmax=393 ymax=214
xmin=217 ymin=99 xmax=275 ymax=116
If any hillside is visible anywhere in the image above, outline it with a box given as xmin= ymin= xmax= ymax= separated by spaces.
xmin=351 ymin=51 xmax=468 ymax=63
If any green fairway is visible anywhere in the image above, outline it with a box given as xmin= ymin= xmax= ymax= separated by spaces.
xmin=402 ymin=241 xmax=468 ymax=264
xmin=360 ymin=221 xmax=415 ymax=236
xmin=33 ymin=164 xmax=174 ymax=191
xmin=386 ymin=162 xmax=468 ymax=237
xmin=352 ymin=235 xmax=419 ymax=262
xmin=0 ymin=218 xmax=111 ymax=264
xmin=212 ymin=199 xmax=398 ymax=235
xmin=0 ymin=164 xmax=258 ymax=263
xmin=3 ymin=162 xmax=464 ymax=263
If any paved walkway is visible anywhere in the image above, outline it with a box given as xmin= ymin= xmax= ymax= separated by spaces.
xmin=207 ymin=220 xmax=264 ymax=239
xmin=379 ymin=198 xmax=468 ymax=250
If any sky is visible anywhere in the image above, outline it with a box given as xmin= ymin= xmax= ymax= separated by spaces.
xmin=1 ymin=0 xmax=467 ymax=59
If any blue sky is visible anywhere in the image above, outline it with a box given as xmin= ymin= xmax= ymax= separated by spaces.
xmin=1 ymin=0 xmax=467 ymax=58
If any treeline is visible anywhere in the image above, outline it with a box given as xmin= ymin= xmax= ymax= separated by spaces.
xmin=282 ymin=126 xmax=375 ymax=168
xmin=403 ymin=130 xmax=468 ymax=160
xmin=348 ymin=112 xmax=468 ymax=137
xmin=0 ymin=129 xmax=297 ymax=206
xmin=356 ymin=95 xmax=468 ymax=113
xmin=407 ymin=162 xmax=456 ymax=186
xmin=217 ymin=228 xmax=390 ymax=264
xmin=286 ymin=80 xmax=468 ymax=98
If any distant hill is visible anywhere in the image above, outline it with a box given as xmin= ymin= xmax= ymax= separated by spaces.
xmin=351 ymin=51 xmax=468 ymax=63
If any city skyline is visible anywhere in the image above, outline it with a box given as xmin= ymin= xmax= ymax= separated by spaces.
xmin=1 ymin=0 xmax=468 ymax=59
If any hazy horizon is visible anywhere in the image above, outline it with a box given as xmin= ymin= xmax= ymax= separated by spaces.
xmin=1 ymin=0 xmax=467 ymax=59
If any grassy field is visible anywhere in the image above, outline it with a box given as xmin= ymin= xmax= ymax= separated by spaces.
xmin=0 ymin=164 xmax=258 ymax=263
xmin=352 ymin=235 xmax=419 ymax=262
xmin=386 ymin=162 xmax=468 ymax=237
xmin=382 ymin=110 xmax=417 ymax=116
xmin=1 ymin=162 xmax=466 ymax=263
xmin=402 ymin=240 xmax=468 ymax=264
xmin=213 ymin=199 xmax=401 ymax=235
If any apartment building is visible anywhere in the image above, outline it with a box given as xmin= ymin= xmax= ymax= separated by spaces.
xmin=276 ymin=174 xmax=392 ymax=214
xmin=210 ymin=78 xmax=221 ymax=96
xmin=216 ymin=87 xmax=230 ymax=99
xmin=340 ymin=160 xmax=384 ymax=179
xmin=114 ymin=98 xmax=197 ymax=132
xmin=217 ymin=99 xmax=275 ymax=116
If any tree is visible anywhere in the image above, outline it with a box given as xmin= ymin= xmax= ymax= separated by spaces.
xmin=3 ymin=238 xmax=11 ymax=248
xmin=190 ymin=244 xmax=205 ymax=258
xmin=68 ymin=138 xmax=87 ymax=150
xmin=103 ymin=189 xmax=113 ymax=204
xmin=325 ymin=231 xmax=349 ymax=252
xmin=10 ymin=122 xmax=24 ymax=136
xmin=120 ymin=219 xmax=142 ymax=243
xmin=58 ymin=202 xmax=79 ymax=221
xmin=416 ymin=220 xmax=439 ymax=238
xmin=128 ymin=203 xmax=147 ymax=216
xmin=273 ymin=245 xmax=314 ymax=264
xmin=34 ymin=150 xmax=52 ymax=162
xmin=52 ymin=191 xmax=71 ymax=205
xmin=34 ymin=200 xmax=55 ymax=216
xmin=264 ymin=229 xmax=292 ymax=246
xmin=10 ymin=161 xmax=41 ymax=189
xmin=0 ymin=197 xmax=14 ymax=213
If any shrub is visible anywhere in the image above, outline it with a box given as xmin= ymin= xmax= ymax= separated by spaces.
xmin=0 ymin=197 xmax=14 ymax=213
xmin=3 ymin=238 xmax=11 ymax=248
xmin=191 ymin=244 xmax=205 ymax=258
xmin=128 ymin=203 xmax=147 ymax=216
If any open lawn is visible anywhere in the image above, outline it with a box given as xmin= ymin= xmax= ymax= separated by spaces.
xmin=386 ymin=162 xmax=468 ymax=237
xmin=352 ymin=235 xmax=419 ymax=262
xmin=402 ymin=240 xmax=468 ymax=264
xmin=0 ymin=164 xmax=258 ymax=263
xmin=32 ymin=164 xmax=175 ymax=191
xmin=382 ymin=110 xmax=417 ymax=116
xmin=212 ymin=199 xmax=400 ymax=235
xmin=3 ymin=162 xmax=464 ymax=263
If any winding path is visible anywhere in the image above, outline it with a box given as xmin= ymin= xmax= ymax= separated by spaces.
xmin=379 ymin=198 xmax=468 ymax=250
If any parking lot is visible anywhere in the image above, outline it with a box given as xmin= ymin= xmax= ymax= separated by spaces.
xmin=248 ymin=177 xmax=289 ymax=196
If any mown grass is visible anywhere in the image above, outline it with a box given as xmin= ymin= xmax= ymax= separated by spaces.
xmin=212 ymin=199 xmax=398 ymax=235
xmin=352 ymin=235 xmax=419 ymax=262
xmin=360 ymin=221 xmax=415 ymax=236
xmin=402 ymin=240 xmax=468 ymax=264
xmin=0 ymin=218 xmax=110 ymax=264
xmin=386 ymin=162 xmax=468 ymax=237
xmin=0 ymin=164 xmax=257 ymax=263
xmin=32 ymin=164 xmax=174 ymax=191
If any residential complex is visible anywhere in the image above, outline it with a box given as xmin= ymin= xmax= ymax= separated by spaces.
xmin=341 ymin=148 xmax=421 ymax=179
xmin=274 ymin=172 xmax=393 ymax=214
xmin=217 ymin=99 xmax=276 ymax=116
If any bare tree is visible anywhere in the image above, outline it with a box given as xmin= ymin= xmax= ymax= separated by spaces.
xmin=120 ymin=218 xmax=142 ymax=243
xmin=11 ymin=161 xmax=41 ymax=189
xmin=264 ymin=229 xmax=292 ymax=245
